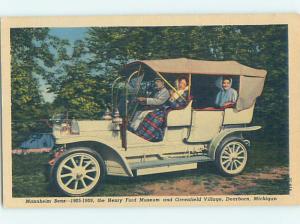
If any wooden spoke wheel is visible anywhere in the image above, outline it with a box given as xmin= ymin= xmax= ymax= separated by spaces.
xmin=216 ymin=140 xmax=248 ymax=176
xmin=52 ymin=148 xmax=106 ymax=196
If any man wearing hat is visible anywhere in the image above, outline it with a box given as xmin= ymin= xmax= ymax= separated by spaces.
xmin=137 ymin=77 xmax=170 ymax=106
xmin=130 ymin=77 xmax=170 ymax=131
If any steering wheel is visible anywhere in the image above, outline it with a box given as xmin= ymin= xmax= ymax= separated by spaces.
xmin=127 ymin=93 xmax=145 ymax=122
xmin=128 ymin=86 xmax=154 ymax=121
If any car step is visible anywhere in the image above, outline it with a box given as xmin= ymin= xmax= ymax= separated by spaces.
xmin=130 ymin=155 xmax=213 ymax=170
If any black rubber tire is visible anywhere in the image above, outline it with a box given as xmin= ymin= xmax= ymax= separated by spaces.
xmin=215 ymin=139 xmax=248 ymax=177
xmin=51 ymin=147 xmax=106 ymax=197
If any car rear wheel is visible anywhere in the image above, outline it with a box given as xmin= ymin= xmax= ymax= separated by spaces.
xmin=52 ymin=148 xmax=106 ymax=196
xmin=215 ymin=140 xmax=248 ymax=176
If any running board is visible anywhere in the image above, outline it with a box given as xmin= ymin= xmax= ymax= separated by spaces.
xmin=130 ymin=155 xmax=213 ymax=170
xmin=135 ymin=163 xmax=198 ymax=176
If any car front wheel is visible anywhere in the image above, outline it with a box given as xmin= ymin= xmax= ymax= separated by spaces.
xmin=52 ymin=148 xmax=106 ymax=196
xmin=215 ymin=140 xmax=248 ymax=176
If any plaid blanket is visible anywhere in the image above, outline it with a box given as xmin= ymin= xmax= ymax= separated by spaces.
xmin=135 ymin=108 xmax=166 ymax=142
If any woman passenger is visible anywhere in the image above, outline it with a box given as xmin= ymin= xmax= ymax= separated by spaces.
xmin=168 ymin=77 xmax=189 ymax=108
xmin=215 ymin=77 xmax=238 ymax=108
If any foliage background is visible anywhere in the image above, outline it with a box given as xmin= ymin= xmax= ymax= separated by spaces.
xmin=11 ymin=25 xmax=288 ymax=150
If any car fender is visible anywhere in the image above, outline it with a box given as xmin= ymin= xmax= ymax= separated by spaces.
xmin=208 ymin=126 xmax=261 ymax=159
xmin=53 ymin=136 xmax=133 ymax=177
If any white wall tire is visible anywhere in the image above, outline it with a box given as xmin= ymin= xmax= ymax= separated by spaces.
xmin=52 ymin=148 xmax=106 ymax=196
xmin=215 ymin=140 xmax=248 ymax=176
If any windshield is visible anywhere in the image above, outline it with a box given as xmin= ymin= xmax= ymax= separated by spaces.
xmin=126 ymin=70 xmax=157 ymax=120
xmin=126 ymin=71 xmax=143 ymax=118
xmin=114 ymin=68 xmax=156 ymax=119
xmin=113 ymin=70 xmax=149 ymax=118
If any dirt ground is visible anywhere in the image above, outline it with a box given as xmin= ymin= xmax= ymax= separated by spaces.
xmin=138 ymin=166 xmax=289 ymax=196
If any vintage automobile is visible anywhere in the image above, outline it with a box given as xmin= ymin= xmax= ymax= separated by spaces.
xmin=49 ymin=58 xmax=267 ymax=196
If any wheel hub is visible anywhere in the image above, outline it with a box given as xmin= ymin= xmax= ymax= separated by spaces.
xmin=229 ymin=152 xmax=238 ymax=161
xmin=76 ymin=173 xmax=83 ymax=180
xmin=72 ymin=167 xmax=86 ymax=179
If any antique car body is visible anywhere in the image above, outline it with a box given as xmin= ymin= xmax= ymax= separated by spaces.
xmin=49 ymin=58 xmax=267 ymax=196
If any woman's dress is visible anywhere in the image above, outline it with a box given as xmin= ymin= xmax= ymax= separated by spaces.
xmin=215 ymin=87 xmax=238 ymax=108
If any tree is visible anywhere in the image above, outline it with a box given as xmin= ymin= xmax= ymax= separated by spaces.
xmin=51 ymin=40 xmax=109 ymax=119
xmin=11 ymin=28 xmax=63 ymax=147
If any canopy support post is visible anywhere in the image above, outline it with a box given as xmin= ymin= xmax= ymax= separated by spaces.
xmin=188 ymin=73 xmax=191 ymax=99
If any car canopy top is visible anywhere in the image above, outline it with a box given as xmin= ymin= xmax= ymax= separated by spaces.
xmin=124 ymin=58 xmax=267 ymax=111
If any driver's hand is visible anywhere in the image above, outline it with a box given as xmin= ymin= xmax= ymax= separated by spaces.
xmin=137 ymin=97 xmax=146 ymax=103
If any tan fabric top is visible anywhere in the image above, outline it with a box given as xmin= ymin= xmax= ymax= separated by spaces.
xmin=124 ymin=58 xmax=267 ymax=111
xmin=126 ymin=58 xmax=267 ymax=78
